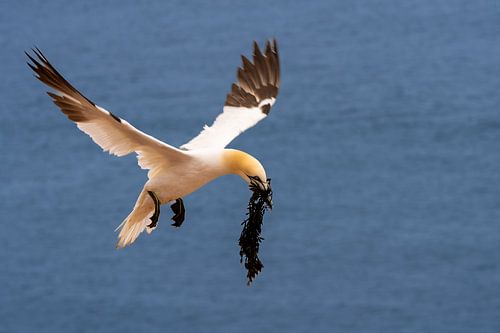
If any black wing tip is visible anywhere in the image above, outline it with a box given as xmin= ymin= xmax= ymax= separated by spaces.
xmin=252 ymin=40 xmax=262 ymax=56
xmin=249 ymin=38 xmax=278 ymax=57
xmin=25 ymin=47 xmax=97 ymax=107
xmin=33 ymin=47 xmax=46 ymax=63
xmin=262 ymin=38 xmax=278 ymax=53
xmin=25 ymin=50 xmax=38 ymax=66
xmin=25 ymin=49 xmax=45 ymax=82
xmin=271 ymin=38 xmax=278 ymax=50
xmin=25 ymin=46 xmax=47 ymax=65
xmin=25 ymin=47 xmax=49 ymax=77
xmin=26 ymin=61 xmax=37 ymax=72
xmin=224 ymin=39 xmax=280 ymax=109
xmin=255 ymin=38 xmax=277 ymax=48
xmin=252 ymin=39 xmax=279 ymax=58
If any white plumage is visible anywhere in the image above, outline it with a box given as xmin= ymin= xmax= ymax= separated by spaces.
xmin=26 ymin=40 xmax=280 ymax=249
xmin=181 ymin=102 xmax=273 ymax=150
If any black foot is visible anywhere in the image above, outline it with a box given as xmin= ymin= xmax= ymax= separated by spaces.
xmin=170 ymin=198 xmax=185 ymax=227
xmin=147 ymin=191 xmax=161 ymax=228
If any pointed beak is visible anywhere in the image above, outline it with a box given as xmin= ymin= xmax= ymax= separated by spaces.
xmin=248 ymin=177 xmax=273 ymax=211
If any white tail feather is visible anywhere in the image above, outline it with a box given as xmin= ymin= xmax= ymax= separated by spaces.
xmin=116 ymin=190 xmax=155 ymax=248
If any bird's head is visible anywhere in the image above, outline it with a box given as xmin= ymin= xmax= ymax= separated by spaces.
xmin=223 ymin=149 xmax=273 ymax=209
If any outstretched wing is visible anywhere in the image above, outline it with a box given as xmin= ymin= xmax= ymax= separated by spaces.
xmin=181 ymin=39 xmax=280 ymax=150
xmin=26 ymin=48 xmax=189 ymax=178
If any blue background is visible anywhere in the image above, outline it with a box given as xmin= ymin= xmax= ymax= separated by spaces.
xmin=1 ymin=1 xmax=500 ymax=332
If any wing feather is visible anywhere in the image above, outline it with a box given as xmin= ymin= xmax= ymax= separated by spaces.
xmin=26 ymin=48 xmax=188 ymax=178
xmin=181 ymin=39 xmax=280 ymax=150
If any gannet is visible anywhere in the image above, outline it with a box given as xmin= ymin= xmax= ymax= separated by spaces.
xmin=27 ymin=40 xmax=280 ymax=283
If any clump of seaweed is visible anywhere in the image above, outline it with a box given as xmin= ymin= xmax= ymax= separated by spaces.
xmin=239 ymin=178 xmax=272 ymax=285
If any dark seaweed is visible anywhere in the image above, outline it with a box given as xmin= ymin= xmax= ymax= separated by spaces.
xmin=239 ymin=178 xmax=272 ymax=285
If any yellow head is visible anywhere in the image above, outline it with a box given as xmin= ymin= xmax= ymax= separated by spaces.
xmin=222 ymin=149 xmax=273 ymax=209
xmin=222 ymin=149 xmax=268 ymax=187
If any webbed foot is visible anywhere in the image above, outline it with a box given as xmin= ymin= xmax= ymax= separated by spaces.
xmin=147 ymin=191 xmax=161 ymax=228
xmin=170 ymin=198 xmax=185 ymax=227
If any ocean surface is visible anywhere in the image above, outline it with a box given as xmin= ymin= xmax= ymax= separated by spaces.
xmin=1 ymin=1 xmax=500 ymax=332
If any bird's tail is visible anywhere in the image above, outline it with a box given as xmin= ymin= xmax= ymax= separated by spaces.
xmin=115 ymin=189 xmax=156 ymax=248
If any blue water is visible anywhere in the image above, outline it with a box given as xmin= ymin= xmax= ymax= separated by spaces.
xmin=1 ymin=1 xmax=500 ymax=332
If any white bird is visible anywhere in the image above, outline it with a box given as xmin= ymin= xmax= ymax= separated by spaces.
xmin=27 ymin=40 xmax=280 ymax=283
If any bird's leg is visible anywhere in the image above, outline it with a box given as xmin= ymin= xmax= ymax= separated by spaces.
xmin=147 ymin=191 xmax=161 ymax=228
xmin=170 ymin=198 xmax=185 ymax=227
